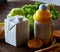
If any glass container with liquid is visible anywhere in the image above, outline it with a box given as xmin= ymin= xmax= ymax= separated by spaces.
xmin=34 ymin=4 xmax=53 ymax=45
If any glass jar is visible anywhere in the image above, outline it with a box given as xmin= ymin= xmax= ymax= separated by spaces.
xmin=34 ymin=20 xmax=54 ymax=45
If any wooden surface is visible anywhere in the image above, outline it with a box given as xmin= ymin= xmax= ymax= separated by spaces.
xmin=0 ymin=1 xmax=60 ymax=52
xmin=0 ymin=41 xmax=33 ymax=52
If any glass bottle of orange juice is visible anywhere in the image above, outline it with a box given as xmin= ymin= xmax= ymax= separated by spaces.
xmin=34 ymin=4 xmax=52 ymax=45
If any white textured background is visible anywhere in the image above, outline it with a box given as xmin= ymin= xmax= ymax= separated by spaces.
xmin=33 ymin=0 xmax=60 ymax=6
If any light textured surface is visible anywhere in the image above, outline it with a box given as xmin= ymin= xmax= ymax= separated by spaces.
xmin=7 ymin=0 xmax=60 ymax=6
xmin=7 ymin=0 xmax=29 ymax=1
xmin=33 ymin=0 xmax=60 ymax=6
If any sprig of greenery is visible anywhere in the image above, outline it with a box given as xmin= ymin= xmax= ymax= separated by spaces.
xmin=50 ymin=4 xmax=60 ymax=20
xmin=22 ymin=2 xmax=41 ymax=32
xmin=22 ymin=2 xmax=41 ymax=15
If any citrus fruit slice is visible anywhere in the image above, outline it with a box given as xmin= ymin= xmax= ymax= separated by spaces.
xmin=28 ymin=39 xmax=42 ymax=49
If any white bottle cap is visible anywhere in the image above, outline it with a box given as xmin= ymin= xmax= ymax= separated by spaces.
xmin=39 ymin=4 xmax=47 ymax=10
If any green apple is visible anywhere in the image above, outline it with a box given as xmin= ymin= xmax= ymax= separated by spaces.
xmin=8 ymin=8 xmax=25 ymax=17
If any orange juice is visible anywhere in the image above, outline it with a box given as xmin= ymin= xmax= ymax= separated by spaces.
xmin=34 ymin=4 xmax=52 ymax=45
